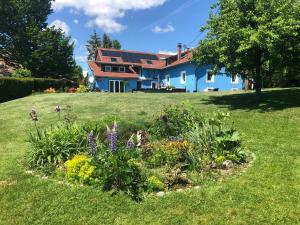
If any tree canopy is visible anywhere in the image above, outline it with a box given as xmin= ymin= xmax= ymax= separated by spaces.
xmin=0 ymin=0 xmax=81 ymax=80
xmin=86 ymin=31 xmax=122 ymax=60
xmin=193 ymin=0 xmax=300 ymax=94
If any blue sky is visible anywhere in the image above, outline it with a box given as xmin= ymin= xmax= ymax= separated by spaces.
xmin=48 ymin=0 xmax=216 ymax=72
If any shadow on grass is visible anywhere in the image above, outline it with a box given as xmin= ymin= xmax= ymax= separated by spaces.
xmin=203 ymin=88 xmax=300 ymax=112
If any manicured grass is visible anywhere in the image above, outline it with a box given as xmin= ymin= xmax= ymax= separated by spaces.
xmin=0 ymin=89 xmax=299 ymax=225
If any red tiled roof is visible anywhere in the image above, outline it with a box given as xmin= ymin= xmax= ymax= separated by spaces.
xmin=88 ymin=48 xmax=193 ymax=78
xmin=88 ymin=61 xmax=139 ymax=79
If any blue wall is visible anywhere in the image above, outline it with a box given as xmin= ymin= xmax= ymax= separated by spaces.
xmin=95 ymin=78 xmax=137 ymax=92
xmin=161 ymin=62 xmax=197 ymax=92
xmin=196 ymin=66 xmax=243 ymax=91
xmin=140 ymin=69 xmax=160 ymax=89
xmin=89 ymin=62 xmax=244 ymax=92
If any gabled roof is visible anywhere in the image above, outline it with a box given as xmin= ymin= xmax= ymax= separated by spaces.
xmin=96 ymin=48 xmax=171 ymax=69
xmin=88 ymin=48 xmax=193 ymax=78
xmin=88 ymin=61 xmax=139 ymax=79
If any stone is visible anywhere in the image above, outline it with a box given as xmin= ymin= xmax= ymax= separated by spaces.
xmin=156 ymin=191 xmax=165 ymax=197
xmin=222 ymin=160 xmax=233 ymax=170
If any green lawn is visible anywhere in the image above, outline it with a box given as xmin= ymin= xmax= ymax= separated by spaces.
xmin=0 ymin=89 xmax=299 ymax=225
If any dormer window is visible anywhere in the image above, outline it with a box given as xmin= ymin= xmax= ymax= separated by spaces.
xmin=111 ymin=57 xmax=117 ymax=62
xmin=105 ymin=65 xmax=111 ymax=72
xmin=119 ymin=66 xmax=125 ymax=72
xmin=147 ymin=60 xmax=153 ymax=64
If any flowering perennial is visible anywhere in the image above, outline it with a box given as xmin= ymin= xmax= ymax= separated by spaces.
xmin=107 ymin=121 xmax=118 ymax=153
xmin=88 ymin=131 xmax=96 ymax=158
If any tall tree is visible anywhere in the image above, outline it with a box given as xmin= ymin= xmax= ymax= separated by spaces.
xmin=0 ymin=0 xmax=52 ymax=65
xmin=28 ymin=27 xmax=76 ymax=79
xmin=86 ymin=30 xmax=101 ymax=60
xmin=112 ymin=40 xmax=121 ymax=50
xmin=0 ymin=0 xmax=79 ymax=79
xmin=102 ymin=33 xmax=112 ymax=48
xmin=193 ymin=0 xmax=300 ymax=96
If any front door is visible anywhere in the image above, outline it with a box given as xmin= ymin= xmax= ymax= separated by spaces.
xmin=109 ymin=80 xmax=125 ymax=93
xmin=151 ymin=81 xmax=157 ymax=89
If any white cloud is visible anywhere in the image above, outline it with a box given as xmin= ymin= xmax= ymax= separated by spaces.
xmin=158 ymin=50 xmax=177 ymax=55
xmin=75 ymin=55 xmax=87 ymax=63
xmin=152 ymin=24 xmax=175 ymax=33
xmin=73 ymin=19 xmax=79 ymax=24
xmin=53 ymin=0 xmax=166 ymax=33
xmin=48 ymin=19 xmax=70 ymax=34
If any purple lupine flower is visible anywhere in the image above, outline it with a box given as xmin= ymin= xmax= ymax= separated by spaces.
xmin=126 ymin=135 xmax=135 ymax=149
xmin=29 ymin=108 xmax=38 ymax=122
xmin=107 ymin=121 xmax=118 ymax=153
xmin=88 ymin=131 xmax=96 ymax=158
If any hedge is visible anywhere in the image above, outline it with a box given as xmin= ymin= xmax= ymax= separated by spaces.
xmin=0 ymin=77 xmax=76 ymax=103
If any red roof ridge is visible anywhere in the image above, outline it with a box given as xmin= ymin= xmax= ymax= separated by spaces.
xmin=98 ymin=47 xmax=172 ymax=57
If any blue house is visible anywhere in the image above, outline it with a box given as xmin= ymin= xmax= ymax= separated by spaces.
xmin=88 ymin=44 xmax=243 ymax=93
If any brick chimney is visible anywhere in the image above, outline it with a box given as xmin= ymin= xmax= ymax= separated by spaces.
xmin=177 ymin=43 xmax=182 ymax=60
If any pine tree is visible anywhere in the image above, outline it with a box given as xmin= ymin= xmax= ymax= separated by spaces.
xmin=102 ymin=33 xmax=112 ymax=48
xmin=86 ymin=30 xmax=101 ymax=60
xmin=112 ymin=40 xmax=121 ymax=49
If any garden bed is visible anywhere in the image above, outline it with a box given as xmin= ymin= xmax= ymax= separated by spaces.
xmin=27 ymin=103 xmax=252 ymax=201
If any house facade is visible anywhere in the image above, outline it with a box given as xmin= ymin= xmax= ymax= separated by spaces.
xmin=88 ymin=44 xmax=243 ymax=93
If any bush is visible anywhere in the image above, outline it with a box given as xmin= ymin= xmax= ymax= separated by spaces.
xmin=65 ymin=155 xmax=97 ymax=184
xmin=98 ymin=147 xmax=147 ymax=201
xmin=28 ymin=123 xmax=89 ymax=173
xmin=0 ymin=77 xmax=76 ymax=102
xmin=44 ymin=87 xmax=56 ymax=93
xmin=149 ymin=103 xmax=200 ymax=138
xmin=0 ymin=77 xmax=34 ymax=102
xmin=146 ymin=176 xmax=164 ymax=191
xmin=11 ymin=69 xmax=32 ymax=78
xmin=76 ymin=84 xmax=89 ymax=93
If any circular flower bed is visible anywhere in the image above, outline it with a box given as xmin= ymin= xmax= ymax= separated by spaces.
xmin=27 ymin=103 xmax=251 ymax=201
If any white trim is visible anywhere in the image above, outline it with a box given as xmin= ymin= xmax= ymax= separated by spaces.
xmin=206 ymin=71 xmax=215 ymax=83
xmin=231 ymin=74 xmax=239 ymax=84
xmin=105 ymin=65 xmax=112 ymax=72
xmin=151 ymin=81 xmax=157 ymax=89
xmin=180 ymin=71 xmax=186 ymax=84
xmin=119 ymin=66 xmax=125 ymax=72
xmin=165 ymin=74 xmax=170 ymax=86
xmin=109 ymin=80 xmax=125 ymax=93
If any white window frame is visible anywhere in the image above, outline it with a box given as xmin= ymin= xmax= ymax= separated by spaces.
xmin=119 ymin=66 xmax=125 ymax=72
xmin=105 ymin=65 xmax=112 ymax=72
xmin=151 ymin=81 xmax=157 ymax=89
xmin=165 ymin=74 xmax=170 ymax=86
xmin=109 ymin=80 xmax=125 ymax=93
xmin=180 ymin=71 xmax=186 ymax=84
xmin=231 ymin=74 xmax=239 ymax=84
xmin=206 ymin=70 xmax=215 ymax=83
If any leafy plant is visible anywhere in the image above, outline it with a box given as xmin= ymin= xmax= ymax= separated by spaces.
xmin=146 ymin=176 xmax=164 ymax=192
xmin=65 ymin=155 xmax=97 ymax=184
xmin=76 ymin=84 xmax=89 ymax=93
xmin=11 ymin=69 xmax=32 ymax=78
xmin=28 ymin=123 xmax=89 ymax=172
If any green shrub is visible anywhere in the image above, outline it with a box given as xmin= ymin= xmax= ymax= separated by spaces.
xmin=99 ymin=147 xmax=147 ymax=201
xmin=65 ymin=155 xmax=97 ymax=184
xmin=146 ymin=176 xmax=164 ymax=191
xmin=76 ymin=84 xmax=89 ymax=93
xmin=12 ymin=69 xmax=32 ymax=78
xmin=0 ymin=77 xmax=75 ymax=102
xmin=0 ymin=77 xmax=34 ymax=102
xmin=28 ymin=123 xmax=89 ymax=173
xmin=149 ymin=103 xmax=200 ymax=138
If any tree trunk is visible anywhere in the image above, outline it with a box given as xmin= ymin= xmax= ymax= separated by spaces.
xmin=255 ymin=51 xmax=262 ymax=100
